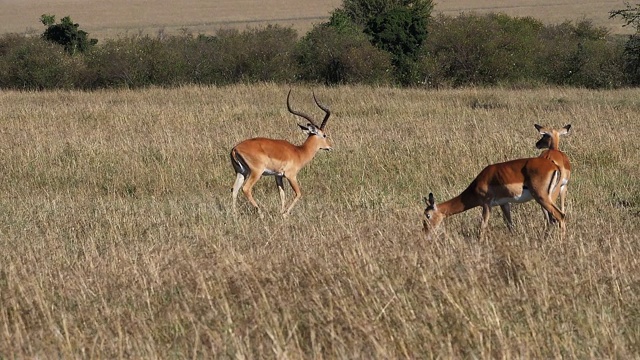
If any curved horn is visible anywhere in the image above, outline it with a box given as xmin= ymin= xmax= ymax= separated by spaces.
xmin=313 ymin=92 xmax=331 ymax=130
xmin=287 ymin=89 xmax=318 ymax=127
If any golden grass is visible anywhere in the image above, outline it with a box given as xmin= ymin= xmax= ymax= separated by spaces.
xmin=0 ymin=84 xmax=639 ymax=357
xmin=0 ymin=0 xmax=633 ymax=39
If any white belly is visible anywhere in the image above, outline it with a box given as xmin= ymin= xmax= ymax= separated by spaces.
xmin=490 ymin=188 xmax=533 ymax=206
xmin=262 ymin=168 xmax=284 ymax=176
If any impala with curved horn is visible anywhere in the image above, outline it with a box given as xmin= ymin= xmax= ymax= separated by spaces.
xmin=423 ymin=156 xmax=566 ymax=240
xmin=230 ymin=90 xmax=333 ymax=218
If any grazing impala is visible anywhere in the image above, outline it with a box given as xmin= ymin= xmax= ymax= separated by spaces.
xmin=423 ymin=156 xmax=565 ymax=240
xmin=230 ymin=90 xmax=333 ymax=218
xmin=535 ymin=124 xmax=571 ymax=214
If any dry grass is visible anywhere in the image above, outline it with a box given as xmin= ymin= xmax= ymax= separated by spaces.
xmin=0 ymin=0 xmax=633 ymax=39
xmin=0 ymin=84 xmax=639 ymax=358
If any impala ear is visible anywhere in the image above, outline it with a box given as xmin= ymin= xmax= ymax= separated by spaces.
xmin=534 ymin=124 xmax=544 ymax=134
xmin=560 ymin=124 xmax=571 ymax=135
xmin=425 ymin=193 xmax=436 ymax=210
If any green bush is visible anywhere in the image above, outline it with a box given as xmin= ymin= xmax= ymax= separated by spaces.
xmin=621 ymin=34 xmax=640 ymax=85
xmin=537 ymin=20 xmax=625 ymax=88
xmin=0 ymin=34 xmax=83 ymax=89
xmin=84 ymin=34 xmax=193 ymax=88
xmin=0 ymin=11 xmax=633 ymax=90
xmin=207 ymin=26 xmax=298 ymax=84
xmin=424 ymin=13 xmax=544 ymax=86
xmin=296 ymin=25 xmax=393 ymax=85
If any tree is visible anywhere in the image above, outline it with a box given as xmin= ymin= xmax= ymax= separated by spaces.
xmin=328 ymin=0 xmax=433 ymax=85
xmin=609 ymin=2 xmax=640 ymax=33
xmin=339 ymin=0 xmax=433 ymax=28
xmin=41 ymin=14 xmax=97 ymax=55
xmin=610 ymin=3 xmax=640 ymax=85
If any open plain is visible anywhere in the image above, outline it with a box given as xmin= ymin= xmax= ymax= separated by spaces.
xmin=0 ymin=0 xmax=634 ymax=39
xmin=0 ymin=84 xmax=638 ymax=357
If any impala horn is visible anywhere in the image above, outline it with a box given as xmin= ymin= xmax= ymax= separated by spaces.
xmin=287 ymin=89 xmax=319 ymax=129
xmin=313 ymin=92 xmax=331 ymax=130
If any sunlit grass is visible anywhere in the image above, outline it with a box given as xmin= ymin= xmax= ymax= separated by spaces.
xmin=0 ymin=84 xmax=638 ymax=357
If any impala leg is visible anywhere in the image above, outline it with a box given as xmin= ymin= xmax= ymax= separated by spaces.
xmin=500 ymin=203 xmax=514 ymax=231
xmin=231 ymin=173 xmax=245 ymax=214
xmin=242 ymin=171 xmax=264 ymax=218
xmin=283 ymin=175 xmax=302 ymax=217
xmin=480 ymin=204 xmax=492 ymax=240
xmin=275 ymin=176 xmax=286 ymax=213
xmin=534 ymin=195 xmax=566 ymax=233
xmin=559 ymin=185 xmax=567 ymax=213
xmin=546 ymin=180 xmax=564 ymax=226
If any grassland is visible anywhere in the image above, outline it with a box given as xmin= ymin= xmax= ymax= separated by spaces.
xmin=0 ymin=0 xmax=633 ymax=39
xmin=0 ymin=84 xmax=638 ymax=357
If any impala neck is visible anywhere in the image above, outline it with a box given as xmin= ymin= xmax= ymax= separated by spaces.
xmin=297 ymin=135 xmax=324 ymax=164
xmin=438 ymin=188 xmax=483 ymax=217
xmin=548 ymin=133 xmax=561 ymax=150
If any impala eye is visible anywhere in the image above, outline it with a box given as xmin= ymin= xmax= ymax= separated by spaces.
xmin=426 ymin=213 xmax=431 ymax=219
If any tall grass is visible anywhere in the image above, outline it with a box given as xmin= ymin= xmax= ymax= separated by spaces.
xmin=0 ymin=84 xmax=638 ymax=357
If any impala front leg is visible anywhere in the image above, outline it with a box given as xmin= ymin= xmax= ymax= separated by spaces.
xmin=480 ymin=204 xmax=492 ymax=240
xmin=283 ymin=175 xmax=302 ymax=218
xmin=500 ymin=203 xmax=514 ymax=231
xmin=275 ymin=175 xmax=286 ymax=213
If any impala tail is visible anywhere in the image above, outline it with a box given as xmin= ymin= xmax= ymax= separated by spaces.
xmin=230 ymin=148 xmax=250 ymax=177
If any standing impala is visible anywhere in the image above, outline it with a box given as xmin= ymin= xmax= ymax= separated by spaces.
xmin=423 ymin=156 xmax=565 ymax=240
xmin=493 ymin=124 xmax=572 ymax=229
xmin=230 ymin=90 xmax=332 ymax=218
xmin=535 ymin=124 xmax=571 ymax=214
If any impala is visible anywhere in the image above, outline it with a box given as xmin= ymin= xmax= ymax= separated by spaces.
xmin=423 ymin=156 xmax=565 ymax=240
xmin=493 ymin=124 xmax=572 ymax=229
xmin=535 ymin=124 xmax=571 ymax=214
xmin=230 ymin=90 xmax=332 ymax=218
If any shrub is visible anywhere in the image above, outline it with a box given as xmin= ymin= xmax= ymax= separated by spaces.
xmin=537 ymin=20 xmax=625 ymax=88
xmin=621 ymin=34 xmax=640 ymax=85
xmin=424 ymin=13 xmax=544 ymax=86
xmin=208 ymin=26 xmax=299 ymax=84
xmin=84 ymin=34 xmax=192 ymax=88
xmin=0 ymin=34 xmax=83 ymax=89
xmin=296 ymin=25 xmax=393 ymax=85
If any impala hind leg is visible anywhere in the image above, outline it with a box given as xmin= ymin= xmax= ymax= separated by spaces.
xmin=242 ymin=171 xmax=264 ymax=218
xmin=533 ymin=194 xmax=565 ymax=234
xmin=559 ymin=185 xmax=567 ymax=213
xmin=232 ymin=172 xmax=245 ymax=214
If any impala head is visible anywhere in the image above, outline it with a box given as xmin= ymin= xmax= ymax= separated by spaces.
xmin=423 ymin=193 xmax=446 ymax=239
xmin=535 ymin=124 xmax=571 ymax=150
xmin=287 ymin=90 xmax=333 ymax=151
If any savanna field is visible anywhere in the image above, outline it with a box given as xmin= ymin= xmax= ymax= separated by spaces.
xmin=0 ymin=84 xmax=638 ymax=357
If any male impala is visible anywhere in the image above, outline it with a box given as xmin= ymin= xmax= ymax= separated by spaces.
xmin=535 ymin=124 xmax=571 ymax=213
xmin=423 ymin=156 xmax=565 ymax=240
xmin=230 ymin=90 xmax=332 ymax=218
